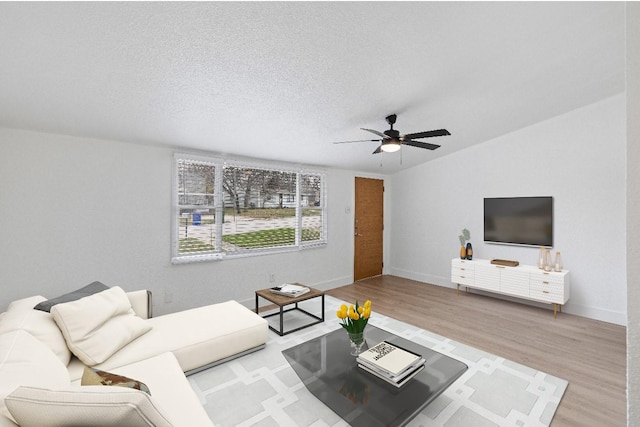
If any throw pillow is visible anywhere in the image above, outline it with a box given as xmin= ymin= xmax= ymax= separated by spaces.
xmin=82 ymin=366 xmax=151 ymax=395
xmin=34 ymin=281 xmax=110 ymax=312
xmin=51 ymin=286 xmax=152 ymax=366
xmin=5 ymin=386 xmax=172 ymax=427
xmin=0 ymin=295 xmax=72 ymax=365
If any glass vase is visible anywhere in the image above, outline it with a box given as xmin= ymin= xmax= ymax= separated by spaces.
xmin=538 ymin=247 xmax=546 ymax=269
xmin=348 ymin=331 xmax=365 ymax=356
xmin=544 ymin=250 xmax=552 ymax=271
xmin=554 ymin=252 xmax=563 ymax=272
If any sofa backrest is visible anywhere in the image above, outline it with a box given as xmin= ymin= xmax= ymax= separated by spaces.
xmin=127 ymin=290 xmax=152 ymax=319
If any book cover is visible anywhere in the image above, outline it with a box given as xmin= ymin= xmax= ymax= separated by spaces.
xmin=358 ymin=357 xmax=425 ymax=382
xmin=357 ymin=341 xmax=422 ymax=376
xmin=358 ymin=363 xmax=425 ymax=388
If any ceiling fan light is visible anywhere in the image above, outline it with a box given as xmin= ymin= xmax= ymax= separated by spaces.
xmin=381 ymin=140 xmax=401 ymax=153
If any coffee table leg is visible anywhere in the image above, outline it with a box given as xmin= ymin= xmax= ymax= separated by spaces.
xmin=255 ymin=293 xmax=259 ymax=314
xmin=279 ymin=305 xmax=284 ymax=335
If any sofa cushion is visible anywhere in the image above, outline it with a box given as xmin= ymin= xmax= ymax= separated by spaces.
xmin=82 ymin=366 xmax=151 ymax=395
xmin=73 ymin=352 xmax=214 ymax=427
xmin=0 ymin=296 xmax=72 ymax=366
xmin=0 ymin=330 xmax=70 ymax=424
xmin=5 ymin=386 xmax=172 ymax=427
xmin=34 ymin=281 xmax=110 ymax=312
xmin=68 ymin=300 xmax=268 ymax=376
xmin=51 ymin=286 xmax=152 ymax=366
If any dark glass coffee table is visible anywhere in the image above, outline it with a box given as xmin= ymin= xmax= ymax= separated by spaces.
xmin=282 ymin=325 xmax=468 ymax=427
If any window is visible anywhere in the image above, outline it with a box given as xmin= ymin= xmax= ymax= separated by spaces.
xmin=172 ymin=154 xmax=326 ymax=263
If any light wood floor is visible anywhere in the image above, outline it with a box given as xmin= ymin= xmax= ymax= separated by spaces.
xmin=326 ymin=275 xmax=627 ymax=427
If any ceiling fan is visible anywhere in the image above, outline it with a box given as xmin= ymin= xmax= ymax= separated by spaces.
xmin=333 ymin=114 xmax=450 ymax=154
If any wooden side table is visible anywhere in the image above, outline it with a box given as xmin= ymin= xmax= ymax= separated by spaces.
xmin=255 ymin=287 xmax=325 ymax=336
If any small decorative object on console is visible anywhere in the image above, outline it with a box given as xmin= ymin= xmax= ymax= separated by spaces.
xmin=544 ymin=250 xmax=552 ymax=272
xmin=336 ymin=300 xmax=371 ymax=356
xmin=554 ymin=251 xmax=563 ymax=272
xmin=538 ymin=247 xmax=546 ymax=269
xmin=490 ymin=259 xmax=520 ymax=267
xmin=458 ymin=229 xmax=471 ymax=260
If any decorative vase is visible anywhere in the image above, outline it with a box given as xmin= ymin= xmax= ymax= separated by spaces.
xmin=554 ymin=252 xmax=563 ymax=272
xmin=538 ymin=247 xmax=546 ymax=269
xmin=466 ymin=242 xmax=473 ymax=260
xmin=348 ymin=331 xmax=366 ymax=356
xmin=544 ymin=250 xmax=552 ymax=272
xmin=460 ymin=246 xmax=467 ymax=259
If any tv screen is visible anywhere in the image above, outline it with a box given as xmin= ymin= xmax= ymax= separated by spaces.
xmin=484 ymin=197 xmax=553 ymax=247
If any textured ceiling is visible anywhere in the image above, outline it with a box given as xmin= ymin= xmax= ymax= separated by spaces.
xmin=0 ymin=2 xmax=625 ymax=173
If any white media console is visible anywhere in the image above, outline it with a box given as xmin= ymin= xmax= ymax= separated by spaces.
xmin=451 ymin=258 xmax=570 ymax=317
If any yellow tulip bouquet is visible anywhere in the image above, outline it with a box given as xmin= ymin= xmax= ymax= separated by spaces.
xmin=336 ymin=300 xmax=372 ymax=335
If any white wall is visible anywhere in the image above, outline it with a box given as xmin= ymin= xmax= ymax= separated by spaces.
xmin=389 ymin=94 xmax=627 ymax=325
xmin=627 ymin=3 xmax=640 ymax=424
xmin=0 ymin=127 xmax=386 ymax=315
xmin=0 ymin=96 xmax=626 ymax=326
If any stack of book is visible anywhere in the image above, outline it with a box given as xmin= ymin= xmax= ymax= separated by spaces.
xmin=269 ymin=283 xmax=310 ymax=298
xmin=357 ymin=341 xmax=425 ymax=388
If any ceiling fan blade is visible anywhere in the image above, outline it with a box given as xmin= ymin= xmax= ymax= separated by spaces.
xmin=403 ymin=129 xmax=451 ymax=139
xmin=332 ymin=139 xmax=380 ymax=144
xmin=403 ymin=139 xmax=441 ymax=150
xmin=372 ymin=145 xmax=382 ymax=154
xmin=361 ymin=128 xmax=387 ymax=138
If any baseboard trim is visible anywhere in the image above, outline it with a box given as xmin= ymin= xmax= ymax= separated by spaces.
xmin=388 ymin=267 xmax=453 ymax=289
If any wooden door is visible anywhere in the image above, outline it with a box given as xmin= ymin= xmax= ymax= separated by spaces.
xmin=354 ymin=177 xmax=384 ymax=281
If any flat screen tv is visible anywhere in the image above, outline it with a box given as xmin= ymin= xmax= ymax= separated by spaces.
xmin=484 ymin=197 xmax=553 ymax=247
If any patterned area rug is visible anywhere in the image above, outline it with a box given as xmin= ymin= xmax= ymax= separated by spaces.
xmin=188 ymin=296 xmax=567 ymax=427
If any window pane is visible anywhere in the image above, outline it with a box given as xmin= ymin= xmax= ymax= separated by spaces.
xmin=301 ymin=173 xmax=324 ymax=244
xmin=177 ymin=160 xmax=215 ymax=207
xmin=177 ymin=159 xmax=217 ymax=255
xmin=302 ymin=209 xmax=323 ymax=243
xmin=222 ymin=167 xmax=298 ymax=252
xmin=300 ymin=173 xmax=322 ymax=207
xmin=177 ymin=208 xmax=217 ymax=254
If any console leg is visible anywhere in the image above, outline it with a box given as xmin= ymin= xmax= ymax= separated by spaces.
xmin=456 ymin=284 xmax=460 ymax=295
xmin=553 ymin=304 xmax=557 ymax=318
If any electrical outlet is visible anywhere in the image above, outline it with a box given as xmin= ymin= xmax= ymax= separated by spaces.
xmin=269 ymin=273 xmax=275 ymax=283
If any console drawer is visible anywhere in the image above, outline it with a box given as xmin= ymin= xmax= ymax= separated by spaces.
xmin=530 ymin=271 xmax=564 ymax=287
xmin=451 ymin=261 xmax=474 ymax=286
xmin=530 ymin=284 xmax=564 ymax=303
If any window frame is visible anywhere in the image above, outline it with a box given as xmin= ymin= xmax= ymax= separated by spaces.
xmin=172 ymin=153 xmax=327 ymax=264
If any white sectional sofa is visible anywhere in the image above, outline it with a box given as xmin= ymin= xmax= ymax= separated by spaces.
xmin=0 ymin=283 xmax=269 ymax=426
